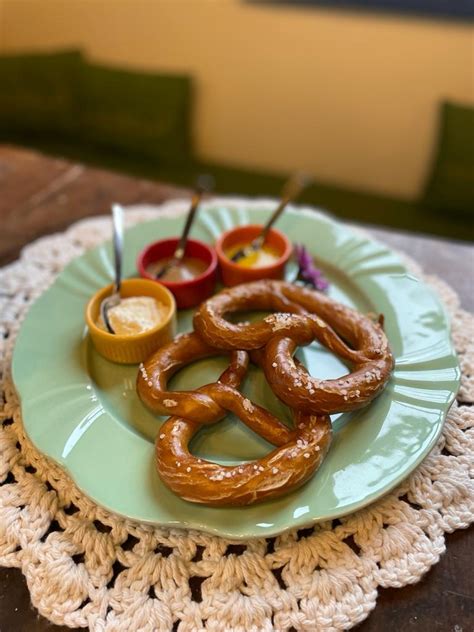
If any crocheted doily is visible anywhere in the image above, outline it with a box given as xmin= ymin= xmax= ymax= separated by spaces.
xmin=0 ymin=200 xmax=473 ymax=632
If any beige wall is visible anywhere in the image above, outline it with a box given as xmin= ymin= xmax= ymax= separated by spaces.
xmin=1 ymin=0 xmax=473 ymax=198
xmin=0 ymin=1 xmax=3 ymax=49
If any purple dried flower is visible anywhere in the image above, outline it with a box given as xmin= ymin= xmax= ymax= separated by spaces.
xmin=294 ymin=244 xmax=329 ymax=292
xmin=294 ymin=243 xmax=313 ymax=269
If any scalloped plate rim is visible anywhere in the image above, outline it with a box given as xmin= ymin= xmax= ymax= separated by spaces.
xmin=11 ymin=204 xmax=460 ymax=539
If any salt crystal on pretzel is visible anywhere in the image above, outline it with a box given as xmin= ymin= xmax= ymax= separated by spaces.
xmin=194 ymin=280 xmax=394 ymax=415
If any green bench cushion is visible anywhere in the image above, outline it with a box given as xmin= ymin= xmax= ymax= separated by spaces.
xmin=0 ymin=49 xmax=82 ymax=138
xmin=14 ymin=135 xmax=471 ymax=241
xmin=0 ymin=48 xmax=471 ymax=241
xmin=78 ymin=61 xmax=192 ymax=164
xmin=423 ymin=101 xmax=474 ymax=216
xmin=158 ymin=161 xmax=473 ymax=240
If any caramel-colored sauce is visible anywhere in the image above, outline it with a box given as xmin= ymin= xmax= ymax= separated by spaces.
xmin=147 ymin=256 xmax=208 ymax=282
xmin=226 ymin=243 xmax=281 ymax=268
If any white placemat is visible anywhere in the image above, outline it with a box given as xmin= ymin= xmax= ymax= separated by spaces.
xmin=0 ymin=200 xmax=472 ymax=632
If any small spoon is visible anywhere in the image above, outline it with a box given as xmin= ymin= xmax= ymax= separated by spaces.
xmin=230 ymin=172 xmax=310 ymax=263
xmin=155 ymin=174 xmax=214 ymax=280
xmin=100 ymin=203 xmax=124 ymax=334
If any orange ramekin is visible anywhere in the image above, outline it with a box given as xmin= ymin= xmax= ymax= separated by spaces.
xmin=85 ymin=278 xmax=177 ymax=364
xmin=215 ymin=224 xmax=293 ymax=287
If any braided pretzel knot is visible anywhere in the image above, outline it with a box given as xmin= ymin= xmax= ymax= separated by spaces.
xmin=138 ymin=332 xmax=292 ymax=440
xmin=194 ymin=280 xmax=394 ymax=414
xmin=137 ymin=332 xmax=249 ymax=424
xmin=137 ymin=332 xmax=332 ymax=506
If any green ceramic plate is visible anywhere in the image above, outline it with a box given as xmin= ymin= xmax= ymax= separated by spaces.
xmin=12 ymin=205 xmax=460 ymax=539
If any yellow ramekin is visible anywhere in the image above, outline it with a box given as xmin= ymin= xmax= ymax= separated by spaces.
xmin=85 ymin=278 xmax=177 ymax=364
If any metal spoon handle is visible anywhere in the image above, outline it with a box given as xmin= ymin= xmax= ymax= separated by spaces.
xmin=174 ymin=174 xmax=214 ymax=261
xmin=174 ymin=191 xmax=202 ymax=261
xmin=255 ymin=172 xmax=310 ymax=247
xmin=111 ymin=203 xmax=124 ymax=293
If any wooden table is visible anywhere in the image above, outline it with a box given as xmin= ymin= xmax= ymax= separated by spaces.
xmin=0 ymin=145 xmax=472 ymax=631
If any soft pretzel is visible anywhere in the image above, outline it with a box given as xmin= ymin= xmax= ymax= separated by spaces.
xmin=139 ymin=280 xmax=394 ymax=506
xmin=194 ymin=280 xmax=394 ymax=414
xmin=137 ymin=332 xmax=248 ymax=424
xmin=156 ymin=409 xmax=331 ymax=506
xmin=138 ymin=330 xmax=332 ymax=505
xmin=137 ymin=332 xmax=294 ymax=443
xmin=258 ymin=332 xmax=391 ymax=414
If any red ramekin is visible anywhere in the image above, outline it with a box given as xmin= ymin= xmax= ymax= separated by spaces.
xmin=215 ymin=224 xmax=292 ymax=287
xmin=137 ymin=238 xmax=218 ymax=309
